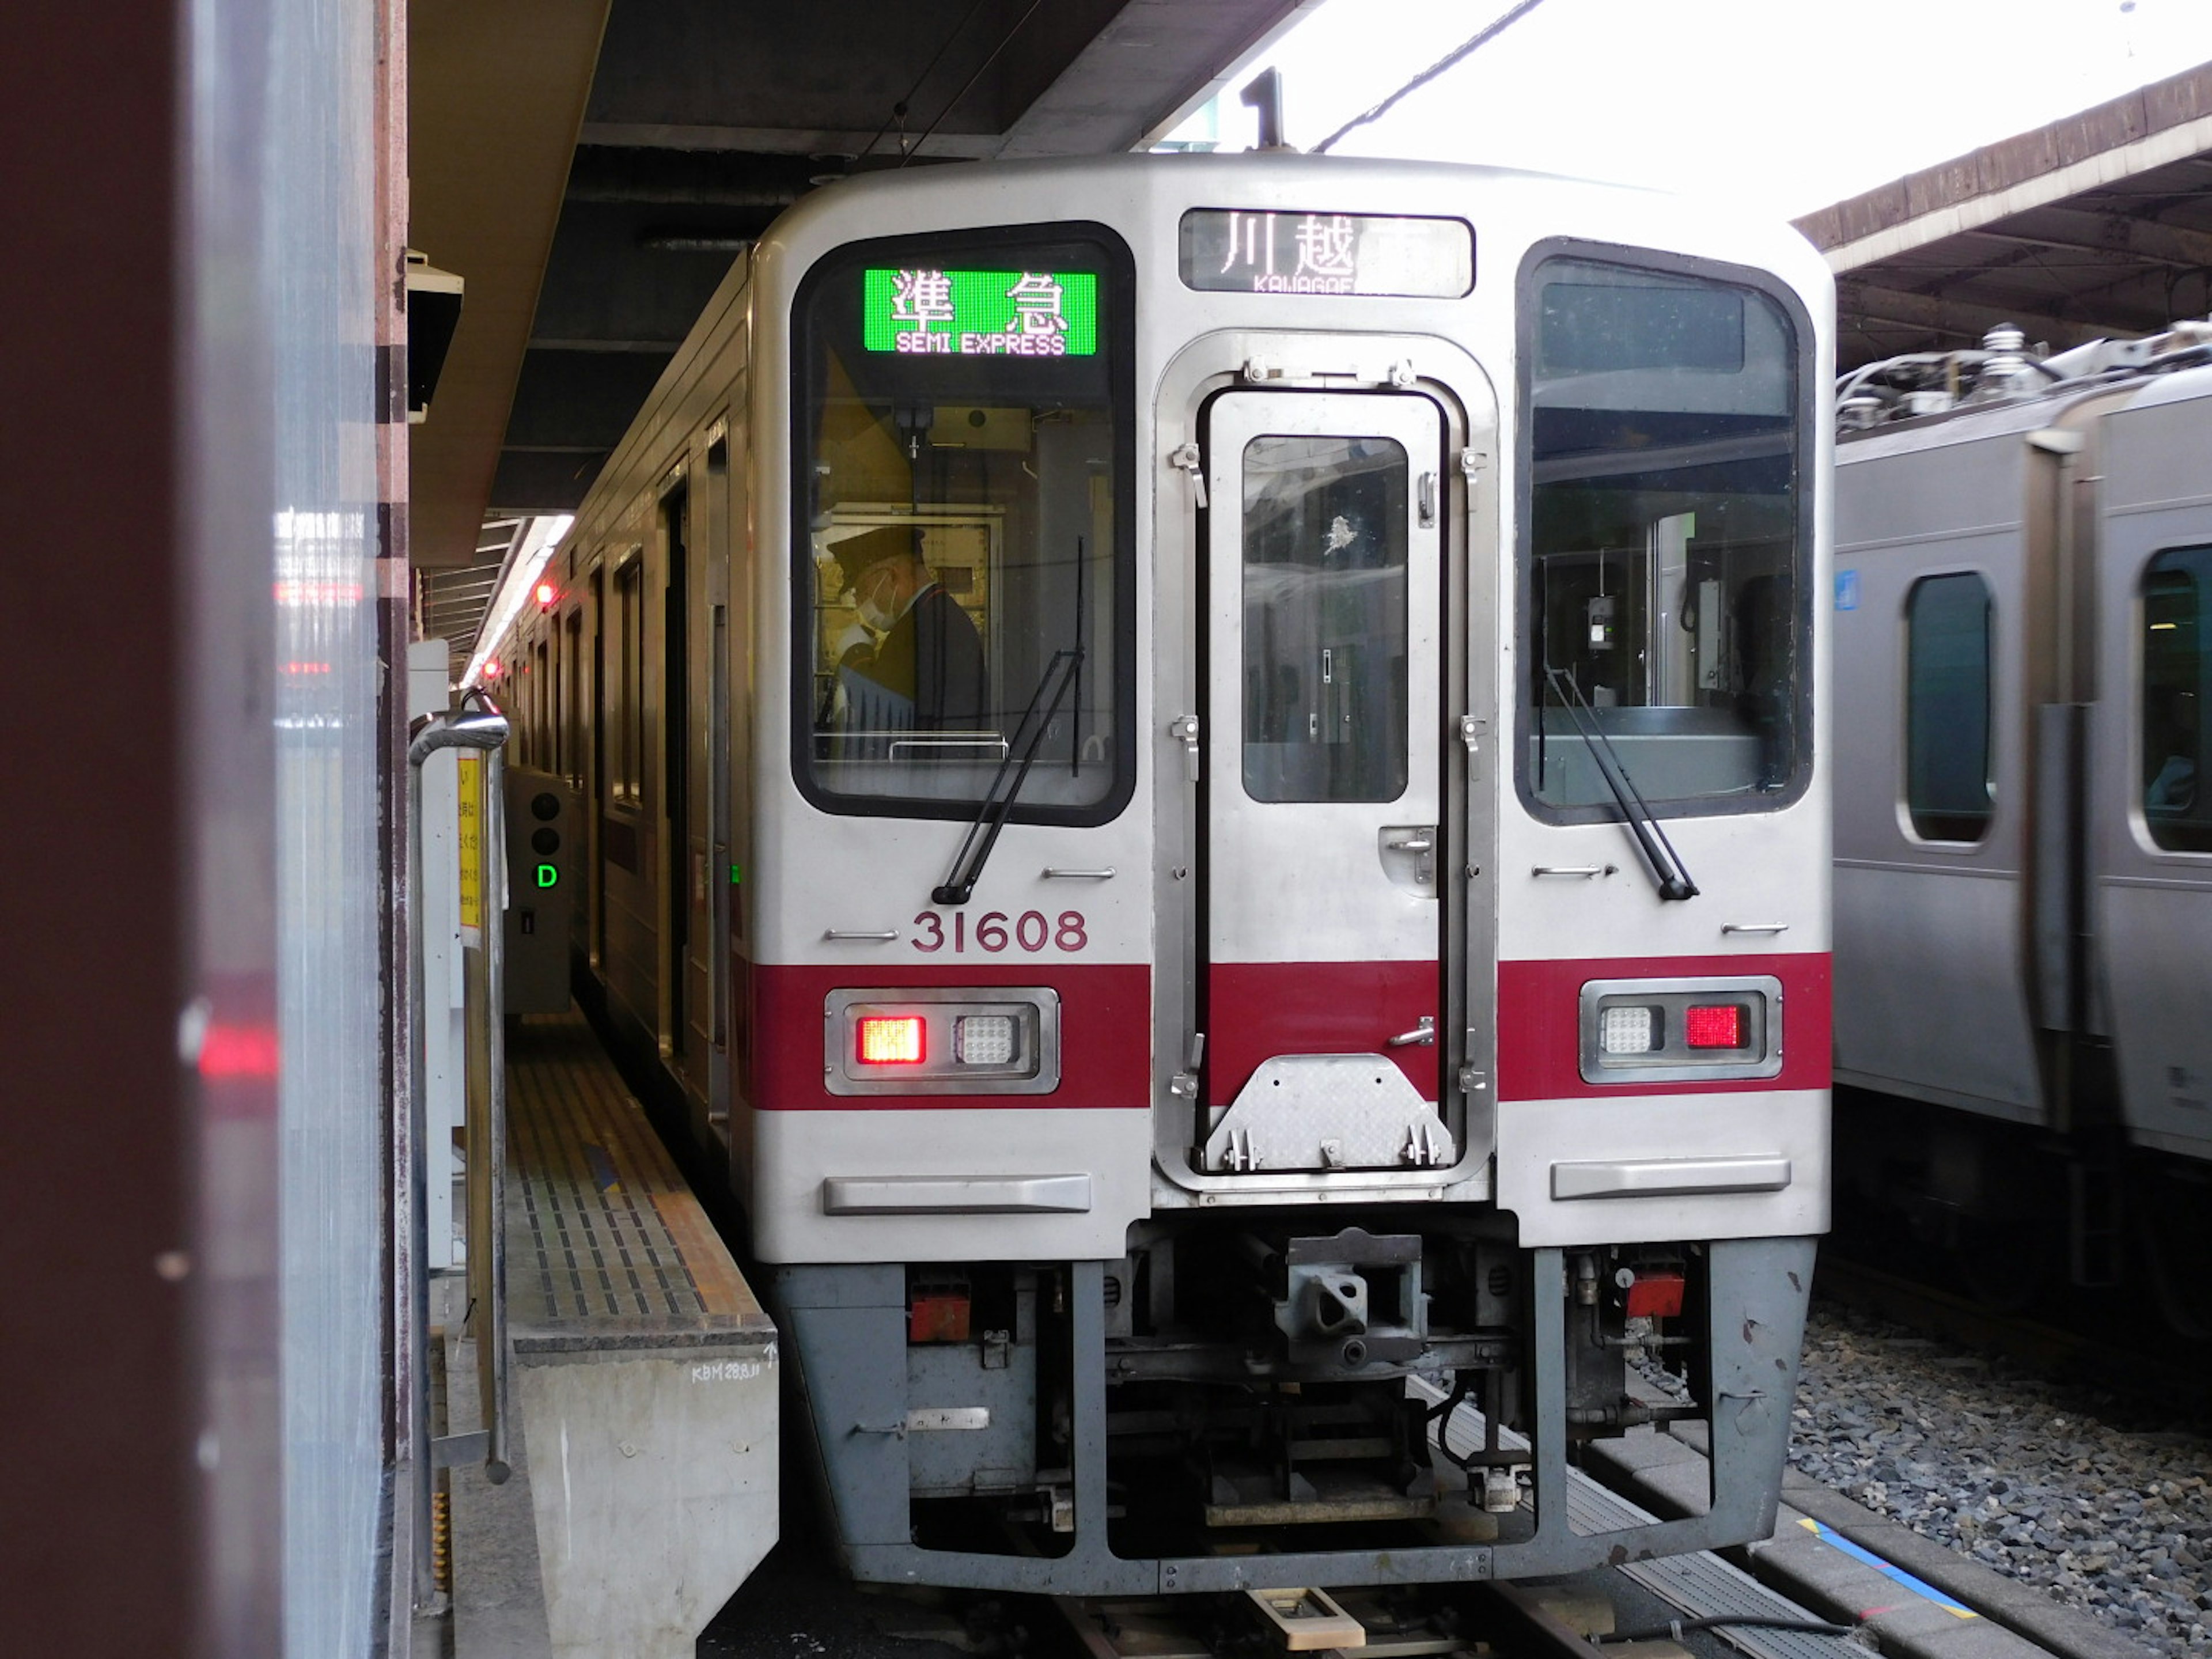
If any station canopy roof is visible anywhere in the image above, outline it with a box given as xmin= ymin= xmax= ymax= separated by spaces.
xmin=412 ymin=17 xmax=2212 ymax=677
xmin=1797 ymin=60 xmax=2212 ymax=373
xmin=409 ymin=0 xmax=1315 ymax=678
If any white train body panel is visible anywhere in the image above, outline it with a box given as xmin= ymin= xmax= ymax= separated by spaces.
xmin=491 ymin=153 xmax=1832 ymax=1591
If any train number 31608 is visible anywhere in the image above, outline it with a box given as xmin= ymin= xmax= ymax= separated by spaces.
xmin=912 ymin=910 xmax=1087 ymax=953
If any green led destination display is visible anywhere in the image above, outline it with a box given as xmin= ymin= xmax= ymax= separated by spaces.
xmin=863 ymin=268 xmax=1099 ymax=357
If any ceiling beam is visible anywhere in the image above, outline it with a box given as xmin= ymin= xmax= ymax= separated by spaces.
xmin=1974 ymin=203 xmax=2212 ymax=271
xmin=1835 ymin=281 xmax=2127 ymax=352
xmin=575 ymin=122 xmax=1001 ymax=158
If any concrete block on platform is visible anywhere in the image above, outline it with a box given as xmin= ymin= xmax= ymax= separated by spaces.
xmin=516 ymin=1341 xmax=777 ymax=1659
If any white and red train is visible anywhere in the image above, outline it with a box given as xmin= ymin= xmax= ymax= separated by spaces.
xmin=487 ymin=151 xmax=1834 ymax=1592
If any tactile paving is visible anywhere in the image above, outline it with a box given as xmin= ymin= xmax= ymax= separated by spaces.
xmin=503 ymin=1012 xmax=770 ymax=1353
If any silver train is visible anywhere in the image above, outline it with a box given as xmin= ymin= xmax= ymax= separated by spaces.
xmin=1833 ymin=325 xmax=2212 ymax=1338
xmin=491 ymin=151 xmax=1834 ymax=1592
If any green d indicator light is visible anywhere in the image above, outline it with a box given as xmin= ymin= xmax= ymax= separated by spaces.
xmin=535 ymin=863 xmax=559 ymax=889
xmin=730 ymin=863 xmax=743 ymax=885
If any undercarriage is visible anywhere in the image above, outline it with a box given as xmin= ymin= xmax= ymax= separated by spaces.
xmin=772 ymin=1218 xmax=1815 ymax=1593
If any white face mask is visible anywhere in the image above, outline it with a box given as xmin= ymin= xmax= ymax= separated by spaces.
xmin=854 ymin=565 xmax=900 ymax=633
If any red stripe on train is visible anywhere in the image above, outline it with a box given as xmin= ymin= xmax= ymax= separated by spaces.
xmin=1206 ymin=960 xmax=1438 ymax=1107
xmin=1495 ymin=952 xmax=1831 ymax=1101
xmin=747 ymin=960 xmax=1152 ymax=1111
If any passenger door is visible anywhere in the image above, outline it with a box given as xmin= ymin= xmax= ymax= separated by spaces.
xmin=1198 ymin=391 xmax=1448 ymax=1171
xmin=2093 ymin=393 xmax=2212 ymax=1166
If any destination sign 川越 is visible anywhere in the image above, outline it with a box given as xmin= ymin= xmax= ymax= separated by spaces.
xmin=862 ymin=268 xmax=1100 ymax=357
xmin=1180 ymin=210 xmax=1474 ymax=298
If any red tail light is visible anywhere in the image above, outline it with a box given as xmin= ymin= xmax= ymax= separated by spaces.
xmin=855 ymin=1015 xmax=925 ymax=1065
xmin=1684 ymin=1004 xmax=1744 ymax=1048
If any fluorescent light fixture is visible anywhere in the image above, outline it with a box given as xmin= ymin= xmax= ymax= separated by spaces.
xmin=461 ymin=514 xmax=573 ymax=688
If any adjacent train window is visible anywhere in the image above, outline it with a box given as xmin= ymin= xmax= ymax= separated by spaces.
xmin=2142 ymin=547 xmax=2211 ymax=853
xmin=1241 ymin=435 xmax=1410 ymax=802
xmin=1904 ymin=573 xmax=1994 ymax=843
xmin=791 ymin=224 xmax=1135 ymax=824
xmin=1520 ymin=253 xmax=1809 ymax=819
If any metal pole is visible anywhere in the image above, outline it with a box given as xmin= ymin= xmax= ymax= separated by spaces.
xmin=482 ymin=744 xmax=512 ymax=1482
xmin=404 ymin=707 xmax=508 ymax=1611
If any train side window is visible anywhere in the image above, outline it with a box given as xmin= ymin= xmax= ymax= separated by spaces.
xmin=1241 ymin=434 xmax=1410 ymax=803
xmin=1903 ymin=572 xmax=1994 ymax=843
xmin=790 ymin=224 xmax=1136 ymax=826
xmin=1518 ymin=251 xmax=1812 ymax=821
xmin=2142 ymin=547 xmax=2212 ymax=853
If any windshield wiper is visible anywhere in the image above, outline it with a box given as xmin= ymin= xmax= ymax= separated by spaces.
xmin=933 ymin=648 xmax=1083 ymax=906
xmin=1542 ymin=666 xmax=1699 ymax=902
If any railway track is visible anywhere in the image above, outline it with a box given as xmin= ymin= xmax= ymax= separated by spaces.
xmin=1050 ymin=1578 xmax=1853 ymax=1659
xmin=1812 ymin=1253 xmax=2207 ymax=1419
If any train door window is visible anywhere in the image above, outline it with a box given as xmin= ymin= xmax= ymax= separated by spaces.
xmin=1904 ymin=572 xmax=1994 ymax=843
xmin=1519 ymin=251 xmax=1812 ymax=820
xmin=551 ymin=624 xmax=566 ymax=778
xmin=533 ymin=639 xmax=550 ymax=766
xmin=790 ymin=223 xmax=1136 ymax=825
xmin=614 ymin=553 xmax=644 ymax=804
xmin=1241 ymin=434 xmax=1410 ymax=802
xmin=2141 ymin=546 xmax=2212 ymax=852
xmin=564 ymin=607 xmax=585 ymax=790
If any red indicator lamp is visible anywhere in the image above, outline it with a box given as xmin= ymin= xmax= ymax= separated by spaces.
xmin=534 ymin=579 xmax=560 ymax=609
xmin=483 ymin=657 xmax=503 ymax=680
xmin=855 ymin=1015 xmax=925 ymax=1065
xmin=1624 ymin=1271 xmax=1686 ymax=1320
xmin=1683 ymin=1005 xmax=1744 ymax=1048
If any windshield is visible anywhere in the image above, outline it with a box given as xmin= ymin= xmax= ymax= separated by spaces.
xmin=1520 ymin=253 xmax=1809 ymax=820
xmin=791 ymin=225 xmax=1134 ymax=824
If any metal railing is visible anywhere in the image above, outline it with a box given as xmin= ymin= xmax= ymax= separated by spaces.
xmin=404 ymin=702 xmax=512 ymax=1610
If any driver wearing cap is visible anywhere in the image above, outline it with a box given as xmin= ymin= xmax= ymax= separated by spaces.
xmin=830 ymin=524 xmax=987 ymax=737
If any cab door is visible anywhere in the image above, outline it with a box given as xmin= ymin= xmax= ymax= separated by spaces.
xmin=1198 ymin=391 xmax=1449 ymax=1172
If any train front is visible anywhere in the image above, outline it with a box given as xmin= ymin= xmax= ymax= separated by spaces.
xmin=742 ymin=155 xmax=1832 ymax=1594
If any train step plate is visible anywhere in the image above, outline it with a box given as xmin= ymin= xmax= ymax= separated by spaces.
xmin=1247 ymin=1588 xmax=1366 ymax=1651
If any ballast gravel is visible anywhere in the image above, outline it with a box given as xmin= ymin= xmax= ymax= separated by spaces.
xmin=1786 ymin=1302 xmax=2211 ymax=1657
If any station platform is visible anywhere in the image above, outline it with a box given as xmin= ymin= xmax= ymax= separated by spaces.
xmin=438 ymin=1009 xmax=779 ymax=1659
